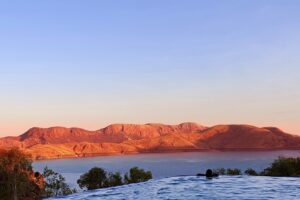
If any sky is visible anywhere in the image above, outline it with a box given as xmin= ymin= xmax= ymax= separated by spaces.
xmin=0 ymin=0 xmax=300 ymax=136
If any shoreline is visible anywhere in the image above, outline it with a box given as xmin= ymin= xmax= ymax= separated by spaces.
xmin=33 ymin=148 xmax=300 ymax=162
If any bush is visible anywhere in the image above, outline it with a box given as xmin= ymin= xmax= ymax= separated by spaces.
xmin=226 ymin=168 xmax=241 ymax=175
xmin=244 ymin=168 xmax=258 ymax=176
xmin=262 ymin=157 xmax=300 ymax=177
xmin=77 ymin=167 xmax=108 ymax=190
xmin=77 ymin=166 xmax=152 ymax=190
xmin=42 ymin=166 xmax=76 ymax=198
xmin=213 ymin=168 xmax=226 ymax=175
xmin=124 ymin=167 xmax=152 ymax=184
xmin=106 ymin=172 xmax=123 ymax=187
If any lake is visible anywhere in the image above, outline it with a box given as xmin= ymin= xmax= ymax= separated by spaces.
xmin=33 ymin=150 xmax=300 ymax=189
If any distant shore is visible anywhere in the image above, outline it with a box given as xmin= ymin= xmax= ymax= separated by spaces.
xmin=1 ymin=123 xmax=300 ymax=161
xmin=33 ymin=148 xmax=300 ymax=161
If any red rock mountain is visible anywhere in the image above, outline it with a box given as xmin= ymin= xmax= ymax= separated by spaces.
xmin=0 ymin=123 xmax=299 ymax=160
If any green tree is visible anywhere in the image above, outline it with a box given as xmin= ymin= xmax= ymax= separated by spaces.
xmin=0 ymin=148 xmax=43 ymax=200
xmin=262 ymin=157 xmax=300 ymax=177
xmin=124 ymin=167 xmax=152 ymax=184
xmin=226 ymin=168 xmax=241 ymax=175
xmin=42 ymin=166 xmax=75 ymax=198
xmin=244 ymin=168 xmax=258 ymax=176
xmin=77 ymin=167 xmax=108 ymax=190
xmin=77 ymin=166 xmax=153 ymax=191
xmin=106 ymin=172 xmax=123 ymax=187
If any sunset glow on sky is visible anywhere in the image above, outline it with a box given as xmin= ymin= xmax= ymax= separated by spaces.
xmin=0 ymin=0 xmax=300 ymax=136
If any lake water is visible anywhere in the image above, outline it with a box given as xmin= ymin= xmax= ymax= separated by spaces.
xmin=48 ymin=175 xmax=300 ymax=200
xmin=33 ymin=150 xmax=300 ymax=189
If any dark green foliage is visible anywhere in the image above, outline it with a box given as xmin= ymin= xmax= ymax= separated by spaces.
xmin=221 ymin=157 xmax=300 ymax=177
xmin=77 ymin=168 xmax=124 ymax=190
xmin=226 ymin=168 xmax=241 ymax=175
xmin=213 ymin=168 xmax=226 ymax=175
xmin=77 ymin=166 xmax=152 ymax=191
xmin=0 ymin=148 xmax=43 ymax=200
xmin=262 ymin=157 xmax=300 ymax=177
xmin=77 ymin=167 xmax=108 ymax=190
xmin=42 ymin=166 xmax=76 ymax=198
xmin=212 ymin=167 xmax=241 ymax=175
xmin=244 ymin=168 xmax=258 ymax=176
xmin=106 ymin=172 xmax=123 ymax=187
xmin=124 ymin=167 xmax=152 ymax=184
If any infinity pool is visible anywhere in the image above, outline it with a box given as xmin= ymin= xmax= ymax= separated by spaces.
xmin=49 ymin=175 xmax=300 ymax=200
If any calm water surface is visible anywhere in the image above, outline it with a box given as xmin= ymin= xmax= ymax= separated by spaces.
xmin=33 ymin=151 xmax=300 ymax=189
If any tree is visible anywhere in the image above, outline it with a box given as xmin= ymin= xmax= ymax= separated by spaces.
xmin=0 ymin=148 xmax=44 ymax=200
xmin=42 ymin=166 xmax=75 ymax=198
xmin=77 ymin=166 xmax=153 ymax=190
xmin=77 ymin=167 xmax=108 ymax=190
xmin=124 ymin=167 xmax=152 ymax=184
xmin=213 ymin=168 xmax=226 ymax=175
xmin=262 ymin=157 xmax=300 ymax=177
xmin=106 ymin=172 xmax=123 ymax=187
xmin=226 ymin=168 xmax=241 ymax=175
xmin=244 ymin=168 xmax=258 ymax=176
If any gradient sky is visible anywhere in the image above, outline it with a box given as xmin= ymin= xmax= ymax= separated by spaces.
xmin=1 ymin=0 xmax=300 ymax=136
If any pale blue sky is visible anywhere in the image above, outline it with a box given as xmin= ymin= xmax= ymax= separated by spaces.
xmin=0 ymin=0 xmax=300 ymax=136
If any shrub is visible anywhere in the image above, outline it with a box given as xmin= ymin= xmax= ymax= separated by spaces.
xmin=262 ymin=157 xmax=300 ymax=177
xmin=213 ymin=168 xmax=226 ymax=175
xmin=77 ymin=167 xmax=152 ymax=190
xmin=106 ymin=172 xmax=123 ymax=187
xmin=77 ymin=167 xmax=108 ymax=190
xmin=244 ymin=168 xmax=258 ymax=176
xmin=124 ymin=167 xmax=152 ymax=184
xmin=226 ymin=168 xmax=241 ymax=175
xmin=42 ymin=166 xmax=76 ymax=197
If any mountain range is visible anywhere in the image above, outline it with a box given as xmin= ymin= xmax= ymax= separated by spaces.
xmin=0 ymin=122 xmax=300 ymax=160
